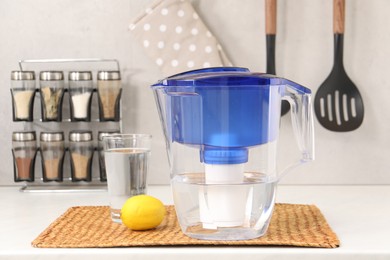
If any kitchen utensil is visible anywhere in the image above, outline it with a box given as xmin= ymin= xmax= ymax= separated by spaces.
xmin=152 ymin=67 xmax=314 ymax=240
xmin=266 ymin=0 xmax=290 ymax=116
xmin=314 ymin=0 xmax=364 ymax=131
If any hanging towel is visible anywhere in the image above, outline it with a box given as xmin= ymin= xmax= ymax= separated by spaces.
xmin=129 ymin=0 xmax=232 ymax=76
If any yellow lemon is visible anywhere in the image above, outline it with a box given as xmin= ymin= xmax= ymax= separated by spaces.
xmin=120 ymin=195 xmax=166 ymax=230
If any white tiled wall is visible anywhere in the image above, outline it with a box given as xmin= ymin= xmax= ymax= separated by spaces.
xmin=1 ymin=0 xmax=389 ymax=185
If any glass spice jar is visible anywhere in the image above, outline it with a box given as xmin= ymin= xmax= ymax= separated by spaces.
xmin=10 ymin=71 xmax=36 ymax=122
xmin=12 ymin=131 xmax=37 ymax=182
xmin=39 ymin=71 xmax=65 ymax=122
xmin=40 ymin=131 xmax=65 ymax=182
xmin=68 ymin=71 xmax=94 ymax=122
xmin=97 ymin=71 xmax=122 ymax=121
xmin=97 ymin=130 xmax=120 ymax=182
xmin=69 ymin=130 xmax=94 ymax=182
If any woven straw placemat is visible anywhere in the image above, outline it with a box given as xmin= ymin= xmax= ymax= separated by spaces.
xmin=32 ymin=204 xmax=339 ymax=248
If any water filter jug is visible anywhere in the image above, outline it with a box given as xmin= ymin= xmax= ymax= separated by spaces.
xmin=152 ymin=67 xmax=314 ymax=240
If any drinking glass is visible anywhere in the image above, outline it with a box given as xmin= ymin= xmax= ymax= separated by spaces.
xmin=103 ymin=134 xmax=152 ymax=223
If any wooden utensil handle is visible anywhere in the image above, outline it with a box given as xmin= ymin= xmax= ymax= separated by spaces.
xmin=334 ymin=0 xmax=345 ymax=34
xmin=266 ymin=0 xmax=277 ymax=35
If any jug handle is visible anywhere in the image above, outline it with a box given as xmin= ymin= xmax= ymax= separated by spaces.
xmin=278 ymin=80 xmax=315 ymax=181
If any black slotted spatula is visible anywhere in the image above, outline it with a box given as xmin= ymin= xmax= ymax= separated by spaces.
xmin=314 ymin=0 xmax=364 ymax=131
xmin=265 ymin=0 xmax=290 ymax=116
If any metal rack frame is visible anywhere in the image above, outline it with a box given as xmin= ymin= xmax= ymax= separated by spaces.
xmin=18 ymin=58 xmax=120 ymax=71
xmin=14 ymin=58 xmax=122 ymax=192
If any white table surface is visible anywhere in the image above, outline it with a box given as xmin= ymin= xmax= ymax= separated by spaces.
xmin=0 ymin=184 xmax=389 ymax=260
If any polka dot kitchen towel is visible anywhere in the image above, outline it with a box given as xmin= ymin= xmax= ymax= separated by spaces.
xmin=129 ymin=0 xmax=233 ymax=76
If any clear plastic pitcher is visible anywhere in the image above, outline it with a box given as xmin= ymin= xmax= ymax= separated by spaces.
xmin=152 ymin=67 xmax=314 ymax=240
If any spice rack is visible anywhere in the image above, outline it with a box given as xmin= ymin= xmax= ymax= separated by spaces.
xmin=12 ymin=58 xmax=123 ymax=192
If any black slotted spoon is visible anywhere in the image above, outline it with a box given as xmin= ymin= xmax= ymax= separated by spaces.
xmin=265 ymin=0 xmax=290 ymax=116
xmin=314 ymin=0 xmax=364 ymax=132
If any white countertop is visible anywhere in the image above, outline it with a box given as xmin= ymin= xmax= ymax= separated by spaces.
xmin=0 ymin=184 xmax=389 ymax=260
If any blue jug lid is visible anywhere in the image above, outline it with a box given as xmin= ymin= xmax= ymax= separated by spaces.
xmin=152 ymin=67 xmax=310 ymax=94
